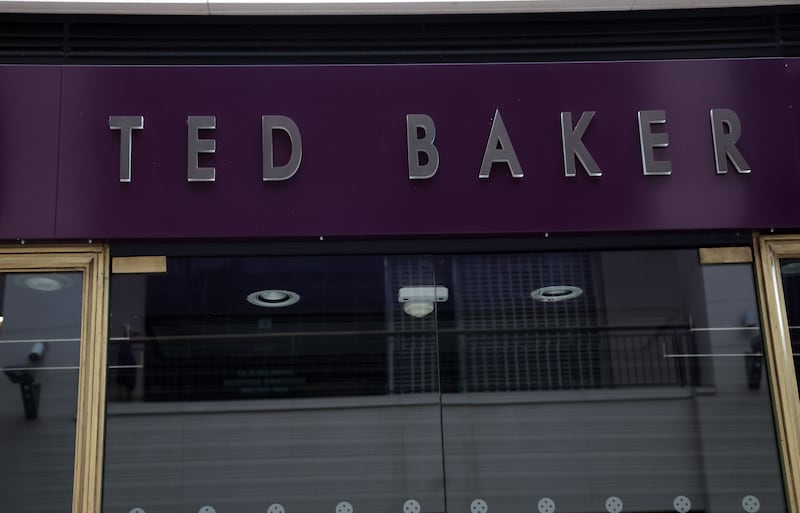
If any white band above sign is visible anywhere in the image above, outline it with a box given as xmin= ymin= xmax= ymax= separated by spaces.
xmin=0 ymin=0 xmax=794 ymax=16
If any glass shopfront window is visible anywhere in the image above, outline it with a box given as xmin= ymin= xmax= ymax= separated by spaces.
xmin=103 ymin=248 xmax=787 ymax=513
xmin=776 ymin=258 xmax=800 ymax=395
xmin=0 ymin=272 xmax=82 ymax=512
xmin=104 ymin=256 xmax=445 ymax=513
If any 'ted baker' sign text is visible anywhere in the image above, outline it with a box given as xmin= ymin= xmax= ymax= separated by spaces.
xmin=109 ymin=108 xmax=751 ymax=183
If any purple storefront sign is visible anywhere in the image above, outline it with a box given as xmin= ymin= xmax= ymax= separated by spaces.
xmin=0 ymin=59 xmax=798 ymax=240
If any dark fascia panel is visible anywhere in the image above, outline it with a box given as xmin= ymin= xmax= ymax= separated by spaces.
xmin=0 ymin=6 xmax=797 ymax=63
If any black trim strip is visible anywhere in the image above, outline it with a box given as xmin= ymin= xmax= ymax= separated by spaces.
xmin=110 ymin=232 xmax=754 ymax=257
xmin=0 ymin=7 xmax=798 ymax=64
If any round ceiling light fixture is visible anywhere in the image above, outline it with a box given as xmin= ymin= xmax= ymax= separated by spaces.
xmin=531 ymin=285 xmax=583 ymax=303
xmin=13 ymin=274 xmax=73 ymax=292
xmin=403 ymin=302 xmax=435 ymax=318
xmin=246 ymin=289 xmax=300 ymax=308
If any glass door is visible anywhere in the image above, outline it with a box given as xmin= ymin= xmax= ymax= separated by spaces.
xmin=0 ymin=246 xmax=108 ymax=513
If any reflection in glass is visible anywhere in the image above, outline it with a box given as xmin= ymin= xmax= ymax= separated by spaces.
xmin=0 ymin=272 xmax=82 ymax=512
xmin=103 ymin=256 xmax=445 ymax=513
xmin=779 ymin=258 xmax=800 ymax=394
xmin=104 ymin=250 xmax=786 ymax=513
xmin=441 ymin=251 xmax=784 ymax=513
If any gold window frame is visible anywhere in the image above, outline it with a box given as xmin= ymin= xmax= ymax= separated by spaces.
xmin=0 ymin=244 xmax=109 ymax=513
xmin=755 ymin=235 xmax=800 ymax=513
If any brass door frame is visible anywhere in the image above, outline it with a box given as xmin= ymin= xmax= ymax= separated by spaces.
xmin=0 ymin=244 xmax=109 ymax=513
xmin=755 ymin=235 xmax=800 ymax=513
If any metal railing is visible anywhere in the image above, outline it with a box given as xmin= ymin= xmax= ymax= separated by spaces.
xmin=108 ymin=326 xmax=697 ymax=400
xmin=391 ymin=327 xmax=696 ymax=394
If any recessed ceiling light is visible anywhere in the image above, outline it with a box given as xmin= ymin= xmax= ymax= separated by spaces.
xmin=13 ymin=274 xmax=73 ymax=292
xmin=531 ymin=285 xmax=583 ymax=302
xmin=247 ymin=289 xmax=300 ymax=308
